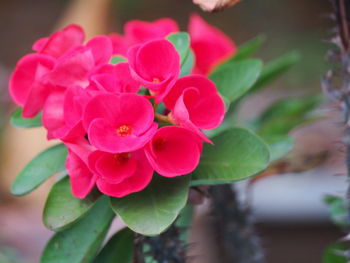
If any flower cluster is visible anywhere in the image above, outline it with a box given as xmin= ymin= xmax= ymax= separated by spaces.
xmin=9 ymin=15 xmax=236 ymax=198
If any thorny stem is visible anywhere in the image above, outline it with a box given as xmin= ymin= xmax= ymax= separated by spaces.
xmin=325 ymin=0 xmax=350 ymax=259
xmin=133 ymin=224 xmax=187 ymax=263
xmin=134 ymin=234 xmax=145 ymax=263
xmin=210 ymin=185 xmax=265 ymax=263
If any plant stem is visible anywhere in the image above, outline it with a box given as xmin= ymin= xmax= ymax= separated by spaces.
xmin=155 ymin=113 xmax=171 ymax=124
xmin=134 ymin=224 xmax=187 ymax=263
xmin=209 ymin=184 xmax=265 ymax=263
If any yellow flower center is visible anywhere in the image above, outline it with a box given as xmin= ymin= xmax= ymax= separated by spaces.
xmin=152 ymin=77 xmax=161 ymax=83
xmin=116 ymin=125 xmax=133 ymax=137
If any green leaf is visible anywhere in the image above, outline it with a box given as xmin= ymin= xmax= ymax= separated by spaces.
xmin=43 ymin=176 xmax=101 ymax=231
xmin=252 ymin=51 xmax=300 ymax=92
xmin=10 ymin=107 xmax=42 ymax=128
xmin=230 ymin=35 xmax=266 ymax=62
xmin=263 ymin=135 xmax=294 ymax=161
xmin=110 ymin=56 xmax=127 ymax=64
xmin=211 ymin=35 xmax=266 ymax=73
xmin=167 ymin=32 xmax=194 ymax=76
xmin=111 ymin=174 xmax=190 ymax=236
xmin=324 ymin=195 xmax=349 ymax=228
xmin=192 ymin=128 xmax=270 ymax=185
xmin=209 ymin=59 xmax=262 ymax=104
xmin=93 ymin=228 xmax=134 ymax=263
xmin=11 ymin=144 xmax=68 ymax=196
xmin=180 ymin=50 xmax=194 ymax=76
xmin=41 ymin=197 xmax=114 ymax=263
xmin=256 ymin=95 xmax=323 ymax=136
xmin=175 ymin=205 xmax=194 ymax=241
xmin=323 ymin=243 xmax=347 ymax=263
xmin=167 ymin=32 xmax=190 ymax=66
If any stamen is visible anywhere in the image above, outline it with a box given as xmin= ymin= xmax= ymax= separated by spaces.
xmin=152 ymin=77 xmax=161 ymax=83
xmin=117 ymin=125 xmax=133 ymax=137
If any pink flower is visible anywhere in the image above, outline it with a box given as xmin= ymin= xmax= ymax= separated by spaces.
xmin=89 ymin=149 xmax=153 ymax=198
xmin=42 ymin=85 xmax=90 ymax=140
xmin=48 ymin=36 xmax=113 ymax=89
xmin=65 ymin=138 xmax=153 ymax=198
xmin=164 ymin=75 xmax=225 ymax=141
xmin=127 ymin=39 xmax=180 ymax=102
xmin=42 ymin=87 xmax=65 ymax=139
xmin=9 ymin=19 xmax=235 ymax=199
xmin=43 ymin=62 xmax=139 ymax=141
xmin=109 ymin=18 xmax=179 ymax=56
xmin=109 ymin=33 xmax=129 ymax=56
xmin=33 ymin=24 xmax=85 ymax=59
xmin=125 ymin=18 xmax=179 ymax=45
xmin=92 ymin=62 xmax=140 ymax=93
xmin=83 ymin=93 xmax=157 ymax=153
xmin=9 ymin=54 xmax=55 ymax=118
xmin=145 ymin=126 xmax=202 ymax=177
xmin=66 ymin=149 xmax=96 ymax=199
xmin=189 ymin=14 xmax=236 ymax=75
xmin=65 ymin=138 xmax=97 ymax=199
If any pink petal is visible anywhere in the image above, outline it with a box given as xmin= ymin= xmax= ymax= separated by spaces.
xmin=66 ymin=149 xmax=96 ymax=199
xmin=189 ymin=14 xmax=236 ymax=75
xmin=9 ymin=54 xmax=55 ymax=106
xmin=39 ymin=24 xmax=85 ymax=58
xmin=32 ymin=37 xmax=49 ymax=52
xmin=170 ymin=90 xmax=212 ymax=143
xmin=93 ymin=63 xmax=140 ymax=93
xmin=88 ymin=119 xmax=157 ymax=153
xmin=22 ymin=81 xmax=52 ymax=118
xmin=43 ymin=85 xmax=90 ymax=140
xmin=165 ymin=75 xmax=225 ymax=130
xmin=64 ymin=85 xmax=91 ymax=126
xmin=89 ymin=74 xmax=121 ymax=93
xmin=116 ymin=93 xmax=155 ymax=134
xmin=127 ymin=39 xmax=180 ymax=94
xmin=53 ymin=121 xmax=86 ymax=142
xmin=64 ymin=138 xmax=95 ymax=163
xmin=49 ymin=47 xmax=95 ymax=88
xmin=130 ymin=39 xmax=179 ymax=80
xmin=185 ymin=90 xmax=225 ymax=129
xmin=86 ymin=36 xmax=113 ymax=66
xmin=145 ymin=126 xmax=202 ymax=177
xmin=114 ymin=63 xmax=140 ymax=93
xmin=83 ymin=93 xmax=155 ymax=134
xmin=96 ymin=149 xmax=153 ymax=197
xmin=90 ymin=151 xmax=137 ymax=184
xmin=83 ymin=93 xmax=122 ymax=130
xmin=125 ymin=18 xmax=179 ymax=44
xmin=109 ymin=33 xmax=129 ymax=56
xmin=42 ymin=88 xmax=66 ymax=139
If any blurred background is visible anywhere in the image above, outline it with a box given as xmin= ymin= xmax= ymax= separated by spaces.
xmin=0 ymin=0 xmax=344 ymax=262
